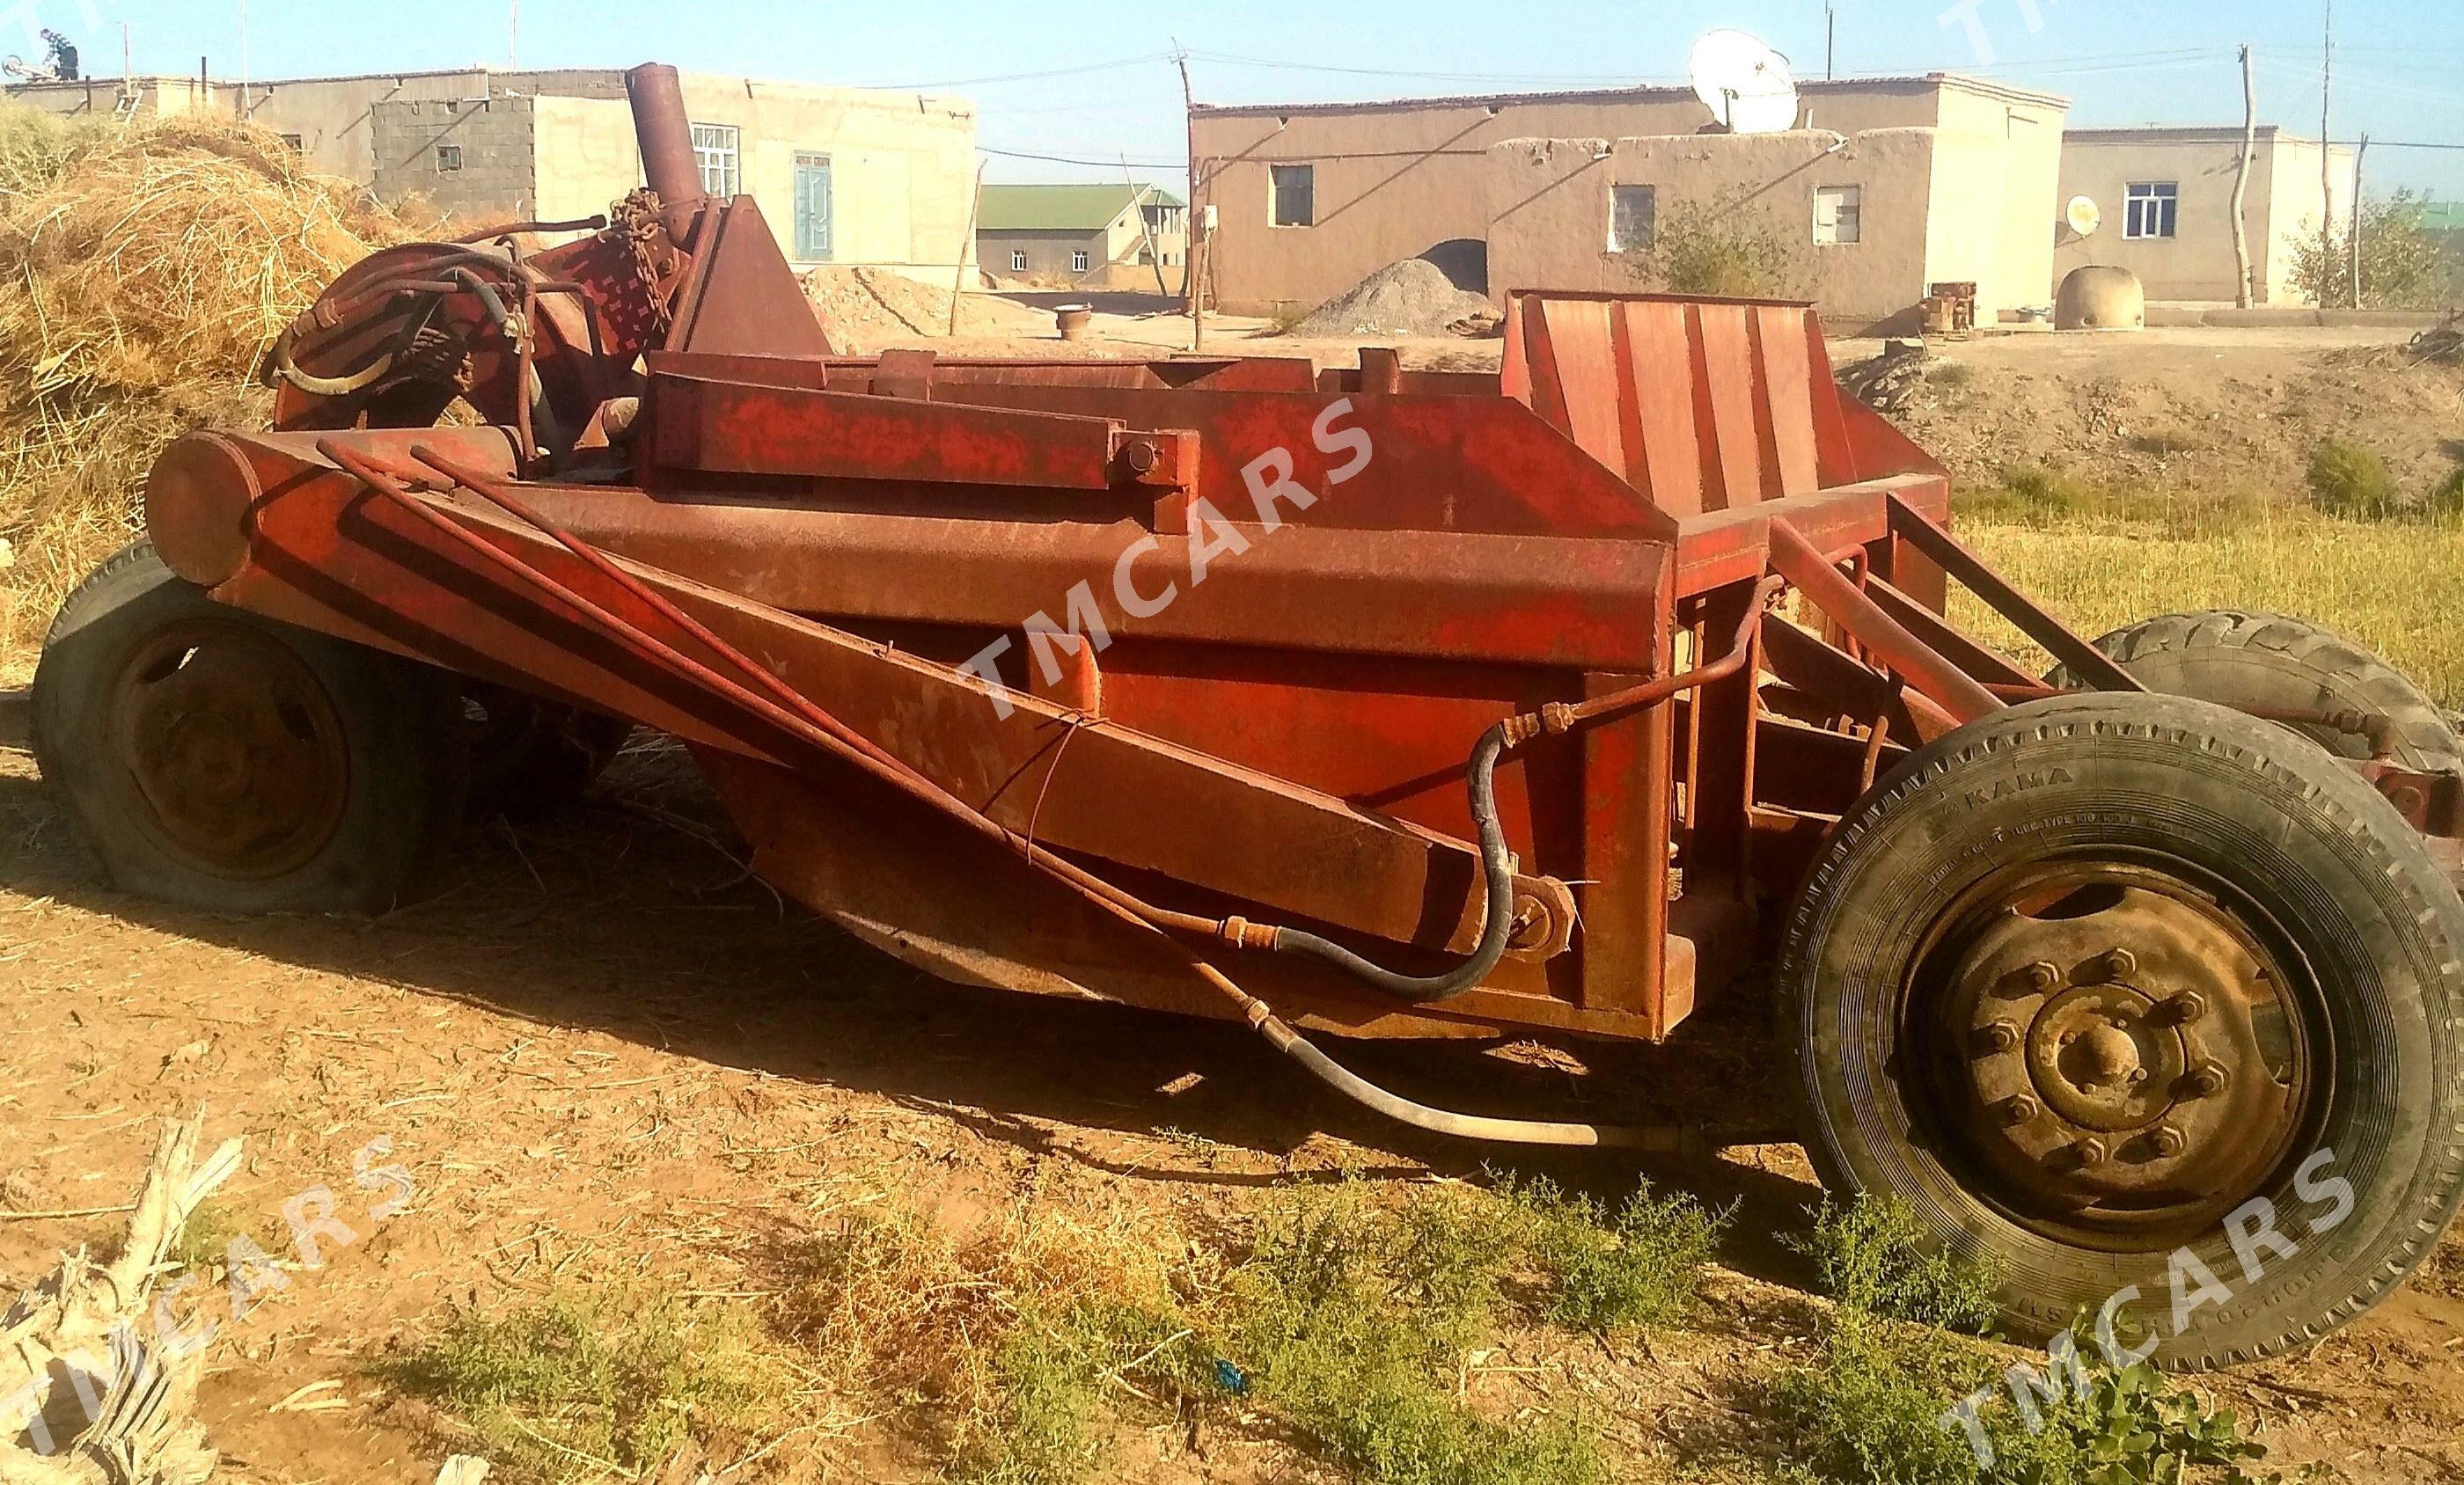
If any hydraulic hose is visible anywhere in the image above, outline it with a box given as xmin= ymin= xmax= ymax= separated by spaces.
xmin=1262 ymin=574 xmax=1784 ymax=1006
xmin=1267 ymin=723 xmax=1518 ymax=1005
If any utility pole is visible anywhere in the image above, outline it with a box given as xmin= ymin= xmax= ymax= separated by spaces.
xmin=237 ymin=0 xmax=246 ymax=117
xmin=2231 ymin=45 xmax=2256 ymax=307
xmin=510 ymin=0 xmax=518 ymax=70
xmin=2350 ymin=134 xmax=2369 ymax=308
xmin=1175 ymin=44 xmax=1205 ymax=350
xmin=2321 ymin=0 xmax=2335 ymax=303
xmin=1826 ymin=3 xmax=1837 ymax=81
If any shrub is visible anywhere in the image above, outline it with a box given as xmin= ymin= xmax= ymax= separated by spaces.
xmin=2290 ymin=189 xmax=2456 ymax=310
xmin=2306 ymin=438 xmax=2402 ymax=518
xmin=1619 ymin=204 xmax=1818 ymax=300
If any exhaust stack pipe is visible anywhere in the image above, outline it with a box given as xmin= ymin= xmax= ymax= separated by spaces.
xmin=624 ymin=63 xmax=708 ymax=219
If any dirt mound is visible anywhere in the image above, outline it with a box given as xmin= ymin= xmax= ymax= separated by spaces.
xmin=1288 ymin=258 xmax=1500 ymax=339
xmin=0 ymin=103 xmax=410 ymax=657
xmin=800 ymin=266 xmax=1045 ymax=353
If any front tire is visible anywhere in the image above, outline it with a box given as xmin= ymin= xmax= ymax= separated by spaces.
xmin=31 ymin=541 xmax=468 ymax=913
xmin=1779 ymin=691 xmax=2464 ymax=1368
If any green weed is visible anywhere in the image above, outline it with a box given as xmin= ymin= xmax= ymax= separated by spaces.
xmin=1791 ymin=1196 xmax=1999 ymax=1335
xmin=380 ymin=1291 xmax=792 ymax=1481
xmin=1503 ymin=1174 xmax=1730 ymax=1335
xmin=2306 ymin=438 xmax=2402 ymax=518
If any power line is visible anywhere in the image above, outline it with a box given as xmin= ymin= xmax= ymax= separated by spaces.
xmin=978 ymin=143 xmax=1185 ymax=169
xmin=866 ymin=53 xmax=1177 ymax=91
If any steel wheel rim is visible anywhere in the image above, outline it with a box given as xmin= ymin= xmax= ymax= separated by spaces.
xmin=106 ymin=618 xmax=350 ymax=880
xmin=1902 ymin=856 xmax=2325 ymax=1254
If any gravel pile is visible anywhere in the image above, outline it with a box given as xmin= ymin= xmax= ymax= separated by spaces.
xmin=1289 ymin=258 xmax=1500 ymax=339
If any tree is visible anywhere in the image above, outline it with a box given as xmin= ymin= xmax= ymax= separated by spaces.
xmin=2290 ymin=190 xmax=2455 ymax=310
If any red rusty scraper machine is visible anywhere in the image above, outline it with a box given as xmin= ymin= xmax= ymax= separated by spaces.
xmin=19 ymin=66 xmax=2464 ymax=1368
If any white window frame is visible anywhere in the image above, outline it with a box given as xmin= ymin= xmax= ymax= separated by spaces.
xmin=1010 ymin=249 xmax=1030 ymax=273
xmin=2124 ymin=181 xmax=2179 ymax=240
xmin=691 ymin=122 xmax=742 ymax=199
xmin=1813 ymin=184 xmax=1863 ymax=246
xmin=1071 ymin=248 xmax=1091 ymax=274
xmin=1608 ymin=184 xmax=1657 ymax=252
xmin=1270 ymin=163 xmax=1315 ymax=228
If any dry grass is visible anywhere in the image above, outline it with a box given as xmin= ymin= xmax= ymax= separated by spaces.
xmin=0 ymin=100 xmax=408 ymax=661
xmin=1954 ymin=508 xmax=2464 ymax=707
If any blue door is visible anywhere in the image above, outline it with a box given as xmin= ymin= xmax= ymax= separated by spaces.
xmin=795 ymin=153 xmax=833 ymax=262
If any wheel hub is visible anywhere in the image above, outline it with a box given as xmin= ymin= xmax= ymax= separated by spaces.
xmin=1927 ymin=870 xmax=2313 ymax=1243
xmin=108 ymin=619 xmax=350 ymax=880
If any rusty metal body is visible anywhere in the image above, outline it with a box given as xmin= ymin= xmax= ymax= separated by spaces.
xmin=128 ymin=67 xmax=2464 ymax=1056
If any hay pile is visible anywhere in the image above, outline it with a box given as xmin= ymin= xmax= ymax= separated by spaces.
xmin=0 ymin=102 xmax=409 ymax=665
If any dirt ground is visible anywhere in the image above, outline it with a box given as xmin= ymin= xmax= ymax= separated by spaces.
xmin=8 ymin=309 xmax=2464 ymax=1482
xmin=7 ymin=733 xmax=2464 ymax=1483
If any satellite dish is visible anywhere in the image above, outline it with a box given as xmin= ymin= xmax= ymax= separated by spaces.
xmin=2066 ymin=195 xmax=2103 ymax=238
xmin=1690 ymin=31 xmax=1801 ymax=135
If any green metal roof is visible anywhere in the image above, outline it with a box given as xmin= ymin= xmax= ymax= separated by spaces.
xmin=2422 ymin=200 xmax=2464 ymax=232
xmin=977 ymin=183 xmax=1184 ymax=232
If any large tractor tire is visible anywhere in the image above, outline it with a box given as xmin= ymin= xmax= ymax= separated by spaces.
xmin=1780 ymin=691 xmax=2464 ymax=1369
xmin=2059 ymin=610 xmax=2460 ymax=772
xmin=31 ymin=542 xmax=468 ymax=913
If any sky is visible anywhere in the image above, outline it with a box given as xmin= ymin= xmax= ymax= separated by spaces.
xmin=28 ymin=0 xmax=2464 ymax=196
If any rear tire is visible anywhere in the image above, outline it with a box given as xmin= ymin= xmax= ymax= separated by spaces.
xmin=2059 ymin=609 xmax=2459 ymax=772
xmin=1780 ymin=691 xmax=2464 ymax=1369
xmin=31 ymin=541 xmax=467 ymax=913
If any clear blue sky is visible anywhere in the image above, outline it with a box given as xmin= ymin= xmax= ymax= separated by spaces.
xmin=60 ymin=0 xmax=2464 ymax=195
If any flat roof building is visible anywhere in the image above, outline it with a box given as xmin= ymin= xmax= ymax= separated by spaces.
xmin=5 ymin=67 xmax=980 ymax=285
xmin=1189 ymin=74 xmax=2072 ymax=333
xmin=2054 ymin=127 xmax=2357 ymax=305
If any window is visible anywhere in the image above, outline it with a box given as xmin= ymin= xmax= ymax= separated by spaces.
xmin=2124 ymin=181 xmax=2179 ymax=240
xmin=1010 ymin=249 xmax=1029 ymax=273
xmin=435 ymin=144 xmax=463 ymax=174
xmin=1813 ymin=184 xmax=1862 ymax=245
xmin=691 ymin=122 xmax=741 ymax=198
xmin=793 ymin=151 xmax=832 ymax=260
xmin=1271 ymin=164 xmax=1315 ymax=228
xmin=1608 ymin=185 xmax=1657 ymax=252
xmin=1071 ymin=248 xmax=1091 ymax=274
xmin=278 ymin=132 xmax=303 ymax=153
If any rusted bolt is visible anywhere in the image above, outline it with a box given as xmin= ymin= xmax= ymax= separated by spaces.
xmin=1121 ymin=438 xmax=1162 ymax=474
xmin=2025 ymin=961 xmax=2060 ymax=993
xmin=2093 ymin=948 xmax=2138 ymax=983
xmin=2167 ymin=991 xmax=2208 ymax=1025
xmin=1976 ymin=1020 xmax=2020 ymax=1055
xmin=2067 ymin=1137 xmax=2109 ymax=1168
xmin=2181 ymin=1059 xmax=2229 ymax=1099
xmin=2149 ymin=1125 xmax=2189 ymax=1158
xmin=2003 ymin=1094 xmax=2043 ymax=1125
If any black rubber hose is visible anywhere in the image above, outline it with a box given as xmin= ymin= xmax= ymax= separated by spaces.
xmin=1269 ymin=722 xmax=1517 ymax=1004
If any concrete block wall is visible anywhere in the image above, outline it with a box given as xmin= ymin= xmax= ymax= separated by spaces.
xmin=370 ymin=96 xmax=539 ymax=223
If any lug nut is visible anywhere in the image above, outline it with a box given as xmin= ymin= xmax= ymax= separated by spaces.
xmin=2149 ymin=1125 xmax=2188 ymax=1158
xmin=2182 ymin=1059 xmax=2229 ymax=1099
xmin=2003 ymin=1094 xmax=2043 ymax=1125
xmin=1976 ymin=1020 xmax=2020 ymax=1055
xmin=2025 ymin=961 xmax=2060 ymax=993
xmin=2094 ymin=948 xmax=2138 ymax=983
xmin=2067 ymin=1137 xmax=2109 ymax=1168
xmin=2167 ymin=991 xmax=2208 ymax=1025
